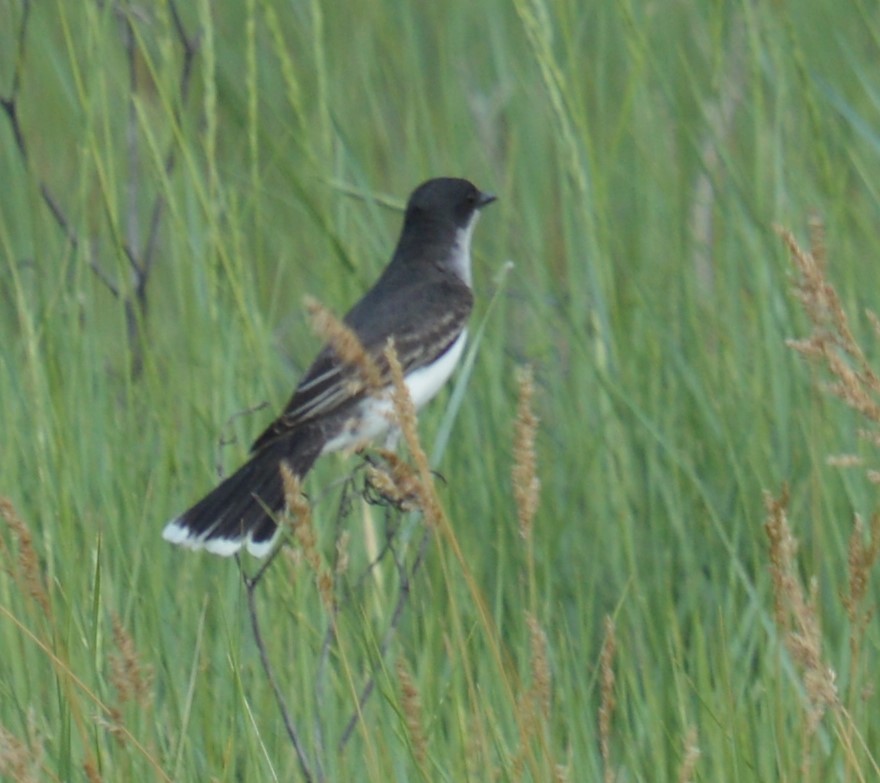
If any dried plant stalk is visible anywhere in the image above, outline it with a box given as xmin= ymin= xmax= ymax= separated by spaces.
xmin=396 ymin=658 xmax=428 ymax=770
xmin=0 ymin=497 xmax=50 ymax=615
xmin=109 ymin=616 xmax=153 ymax=709
xmin=513 ymin=366 xmax=541 ymax=542
xmin=383 ymin=340 xmax=438 ymax=526
xmin=304 ymin=295 xmax=383 ymax=392
xmin=281 ymin=462 xmax=334 ymax=610
xmin=0 ymin=722 xmax=43 ymax=783
xmin=526 ymin=613 xmax=552 ymax=720
xmin=599 ymin=615 xmax=617 ymax=783
xmin=763 ymin=490 xmax=839 ymax=772
xmin=779 ymin=222 xmax=880 ymax=432
xmin=677 ymin=725 xmax=701 ymax=783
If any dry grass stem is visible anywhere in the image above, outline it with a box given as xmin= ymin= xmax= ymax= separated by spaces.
xmin=763 ymin=486 xmax=796 ymax=632
xmin=510 ymin=612 xmax=553 ymax=778
xmin=304 ymin=295 xmax=383 ymax=392
xmin=396 ymin=658 xmax=428 ymax=771
xmin=677 ymin=725 xmax=701 ymax=783
xmin=0 ymin=497 xmax=50 ymax=615
xmin=858 ymin=427 xmax=880 ymax=448
xmin=826 ymin=454 xmax=863 ymax=468
xmin=335 ymin=530 xmax=351 ymax=575
xmin=366 ymin=450 xmax=423 ymax=511
xmin=763 ymin=490 xmax=839 ymax=760
xmin=843 ymin=513 xmax=880 ymax=635
xmin=109 ymin=616 xmax=154 ymax=709
xmin=383 ymin=341 xmax=438 ymax=524
xmin=599 ymin=615 xmax=617 ymax=783
xmin=840 ymin=512 xmax=880 ymax=778
xmin=280 ymin=462 xmax=334 ymax=609
xmin=0 ymin=721 xmax=43 ymax=783
xmin=780 ymin=223 xmax=880 ymax=778
xmin=463 ymin=712 xmax=485 ymax=781
xmin=83 ymin=758 xmax=103 ymax=783
xmin=779 ymin=222 xmax=880 ymax=452
xmin=526 ymin=613 xmax=552 ymax=720
xmin=842 ymin=512 xmax=880 ymax=711
xmin=513 ymin=365 xmax=541 ymax=542
xmin=688 ymin=21 xmax=745 ymax=296
xmin=281 ymin=463 xmax=318 ymax=568
xmin=553 ymin=761 xmax=570 ymax=783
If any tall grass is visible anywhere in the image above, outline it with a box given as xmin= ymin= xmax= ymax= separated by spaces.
xmin=2 ymin=0 xmax=880 ymax=779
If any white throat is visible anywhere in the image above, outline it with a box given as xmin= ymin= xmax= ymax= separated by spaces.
xmin=449 ymin=211 xmax=481 ymax=286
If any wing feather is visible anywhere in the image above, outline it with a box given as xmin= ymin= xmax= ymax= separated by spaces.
xmin=250 ymin=272 xmax=472 ymax=452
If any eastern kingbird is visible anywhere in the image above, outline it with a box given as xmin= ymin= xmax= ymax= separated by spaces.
xmin=163 ymin=177 xmax=496 ymax=556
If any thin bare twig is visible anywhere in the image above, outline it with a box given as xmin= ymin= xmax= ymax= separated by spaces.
xmin=313 ymin=472 xmax=360 ymax=762
xmin=122 ymin=12 xmax=145 ymax=376
xmin=141 ymin=0 xmax=199 ymax=281
xmin=119 ymin=1 xmax=200 ymax=377
xmin=1 ymin=0 xmax=200 ymax=378
xmin=1 ymin=2 xmax=122 ymax=298
xmin=215 ymin=401 xmax=270 ymax=478
xmin=239 ymin=452 xmax=434 ymax=772
xmin=243 ymin=567 xmax=316 ymax=783
xmin=0 ymin=0 xmax=32 ymax=160
xmin=338 ymin=521 xmax=431 ymax=750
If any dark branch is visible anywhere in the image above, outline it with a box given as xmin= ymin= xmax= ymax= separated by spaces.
xmin=0 ymin=0 xmax=31 ymax=161
xmin=2 ymin=1 xmax=202 ymax=377
xmin=241 ymin=459 xmax=433 ymax=771
xmin=244 ymin=567 xmax=316 ymax=783
xmin=1 ymin=1 xmax=125 ymax=300
xmin=141 ymin=0 xmax=201 ymax=282
xmin=338 ymin=523 xmax=430 ymax=750
xmin=123 ymin=13 xmax=143 ymax=280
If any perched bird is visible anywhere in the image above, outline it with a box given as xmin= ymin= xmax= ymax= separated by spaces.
xmin=163 ymin=177 xmax=496 ymax=556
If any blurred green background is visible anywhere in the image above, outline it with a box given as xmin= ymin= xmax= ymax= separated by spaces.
xmin=1 ymin=0 xmax=879 ymax=780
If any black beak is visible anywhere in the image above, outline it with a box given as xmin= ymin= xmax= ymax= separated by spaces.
xmin=477 ymin=191 xmax=497 ymax=209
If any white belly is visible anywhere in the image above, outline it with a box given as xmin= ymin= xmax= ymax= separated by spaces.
xmin=321 ymin=329 xmax=467 ymax=453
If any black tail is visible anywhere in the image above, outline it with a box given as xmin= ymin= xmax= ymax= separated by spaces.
xmin=163 ymin=435 xmax=321 ymax=557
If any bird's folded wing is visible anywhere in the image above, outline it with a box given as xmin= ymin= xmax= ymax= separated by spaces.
xmin=250 ymin=277 xmax=472 ymax=452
